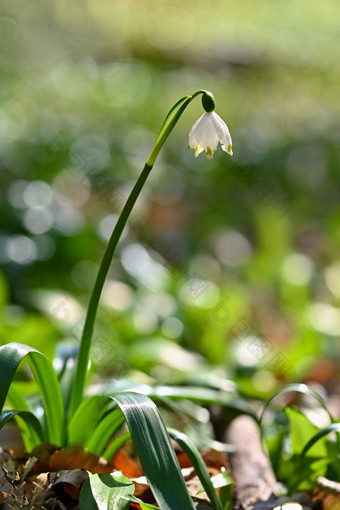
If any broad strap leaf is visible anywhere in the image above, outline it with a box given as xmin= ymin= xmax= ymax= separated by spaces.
xmin=0 ymin=410 xmax=45 ymax=449
xmin=113 ymin=392 xmax=195 ymax=510
xmin=0 ymin=342 xmax=66 ymax=446
xmin=68 ymin=395 xmax=113 ymax=446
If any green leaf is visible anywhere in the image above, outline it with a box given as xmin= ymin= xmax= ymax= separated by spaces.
xmin=113 ymin=392 xmax=195 ymax=510
xmin=102 ymin=432 xmax=131 ymax=462
xmin=7 ymin=385 xmax=32 ymax=412
xmin=79 ymin=471 xmax=134 ymax=510
xmin=220 ymin=486 xmax=233 ymax=510
xmin=69 ymin=396 xmax=125 ymax=455
xmin=77 ymin=393 xmax=196 ymax=508
xmin=208 ymin=469 xmax=234 ymax=510
xmin=0 ymin=342 xmax=66 ymax=446
xmin=195 ymin=468 xmax=234 ymax=510
xmin=282 ymin=411 xmax=339 ymax=491
xmin=205 ymin=467 xmax=234 ymax=510
xmin=0 ymin=410 xmax=44 ymax=449
xmin=127 ymin=495 xmax=159 ymax=509
xmin=285 ymin=407 xmax=327 ymax=457
xmin=199 ymin=468 xmax=234 ymax=492
xmin=85 ymin=407 xmax=125 ymax=455
xmin=110 ymin=383 xmax=254 ymax=418
xmin=260 ymin=383 xmax=333 ymax=427
xmin=265 ymin=427 xmax=286 ymax=475
xmin=168 ymin=427 xmax=223 ymax=510
xmin=301 ymin=423 xmax=340 ymax=458
xmin=156 ymin=95 xmax=190 ymax=144
xmin=68 ymin=395 xmax=113 ymax=446
xmin=5 ymin=386 xmax=41 ymax=449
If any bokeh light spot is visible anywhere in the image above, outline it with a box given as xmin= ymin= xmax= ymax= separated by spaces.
xmin=213 ymin=230 xmax=252 ymax=268
xmin=162 ymin=317 xmax=184 ymax=339
xmin=23 ymin=181 xmax=54 ymax=208
xmin=281 ymin=253 xmax=314 ymax=286
xmin=24 ymin=206 xmax=54 ymax=235
xmin=6 ymin=235 xmax=37 ymax=265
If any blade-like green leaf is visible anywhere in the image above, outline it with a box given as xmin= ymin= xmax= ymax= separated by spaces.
xmin=114 ymin=392 xmax=195 ymax=510
xmin=127 ymin=495 xmax=159 ymax=509
xmin=202 ymin=468 xmax=234 ymax=491
xmin=168 ymin=427 xmax=223 ymax=510
xmin=285 ymin=407 xmax=327 ymax=457
xmin=0 ymin=410 xmax=45 ymax=449
xmin=68 ymin=395 xmax=113 ymax=446
xmin=260 ymin=383 xmax=333 ymax=426
xmin=301 ymin=423 xmax=340 ymax=458
xmin=104 ymin=383 xmax=254 ymax=418
xmin=86 ymin=407 xmax=125 ymax=455
xmin=102 ymin=432 xmax=131 ymax=462
xmin=79 ymin=471 xmax=133 ymax=510
xmin=149 ymin=385 xmax=248 ymax=408
xmin=0 ymin=342 xmax=66 ymax=446
xmin=7 ymin=385 xmax=32 ymax=412
xmin=198 ymin=468 xmax=234 ymax=510
xmin=5 ymin=386 xmax=43 ymax=450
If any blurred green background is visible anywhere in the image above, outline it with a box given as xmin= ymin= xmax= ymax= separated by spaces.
xmin=0 ymin=0 xmax=339 ymax=398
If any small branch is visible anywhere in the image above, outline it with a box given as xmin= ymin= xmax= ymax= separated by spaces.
xmin=226 ymin=415 xmax=278 ymax=510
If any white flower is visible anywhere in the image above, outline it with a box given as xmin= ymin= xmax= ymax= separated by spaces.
xmin=188 ymin=111 xmax=233 ymax=159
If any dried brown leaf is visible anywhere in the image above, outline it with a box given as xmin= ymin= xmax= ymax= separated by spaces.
xmin=113 ymin=448 xmax=143 ymax=478
xmin=31 ymin=444 xmax=113 ymax=474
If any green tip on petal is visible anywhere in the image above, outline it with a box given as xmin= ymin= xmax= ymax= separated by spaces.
xmin=227 ymin=144 xmax=233 ymax=155
xmin=206 ymin=146 xmax=213 ymax=159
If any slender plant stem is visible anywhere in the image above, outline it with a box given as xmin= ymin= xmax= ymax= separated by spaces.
xmin=69 ymin=163 xmax=152 ymax=417
xmin=69 ymin=89 xmax=209 ymax=417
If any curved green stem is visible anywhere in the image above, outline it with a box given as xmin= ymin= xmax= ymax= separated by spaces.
xmin=68 ymin=89 xmax=209 ymax=418
xmin=147 ymin=89 xmax=208 ymax=166
xmin=68 ymin=163 xmax=152 ymax=417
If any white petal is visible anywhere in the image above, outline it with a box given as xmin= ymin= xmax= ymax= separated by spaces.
xmin=221 ymin=129 xmax=232 ymax=150
xmin=211 ymin=112 xmax=231 ymax=141
xmin=212 ymin=112 xmax=232 ymax=156
xmin=195 ymin=145 xmax=204 ymax=157
xmin=198 ymin=114 xmax=219 ymax=150
xmin=221 ymin=144 xmax=233 ymax=156
xmin=189 ymin=111 xmax=232 ymax=158
xmin=188 ymin=113 xmax=206 ymax=146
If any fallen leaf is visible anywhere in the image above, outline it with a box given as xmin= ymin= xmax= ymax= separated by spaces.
xmin=31 ymin=444 xmax=113 ymax=474
xmin=113 ymin=448 xmax=143 ymax=478
xmin=50 ymin=468 xmax=89 ymax=499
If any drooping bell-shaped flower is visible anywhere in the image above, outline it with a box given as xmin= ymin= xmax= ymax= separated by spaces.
xmin=188 ymin=92 xmax=232 ymax=159
xmin=189 ymin=112 xmax=233 ymax=159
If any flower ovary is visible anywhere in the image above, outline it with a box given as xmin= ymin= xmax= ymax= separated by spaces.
xmin=202 ymin=92 xmax=215 ymax=112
